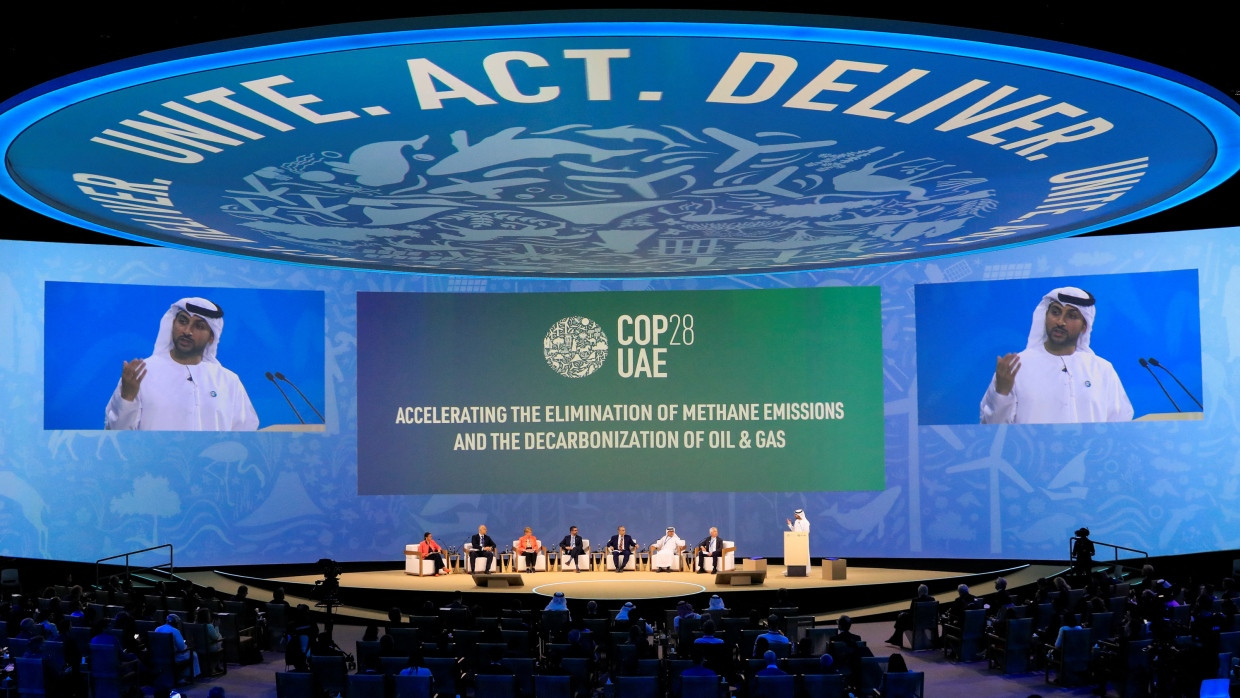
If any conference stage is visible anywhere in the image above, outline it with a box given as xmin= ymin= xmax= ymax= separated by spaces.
xmin=184 ymin=560 xmax=1059 ymax=625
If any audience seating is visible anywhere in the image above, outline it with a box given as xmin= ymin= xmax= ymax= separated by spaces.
xmin=904 ymin=601 xmax=939 ymax=651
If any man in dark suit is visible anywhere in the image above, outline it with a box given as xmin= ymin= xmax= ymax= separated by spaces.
xmin=695 ymin=527 xmax=725 ymax=574
xmin=470 ymin=524 xmax=497 ymax=573
xmin=559 ymin=525 xmax=587 ymax=573
xmin=607 ymin=525 xmax=637 ymax=572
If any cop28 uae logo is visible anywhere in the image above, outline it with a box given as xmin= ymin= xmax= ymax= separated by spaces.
xmin=544 ymin=316 xmax=609 ymax=378
xmin=2 ymin=16 xmax=1238 ymax=277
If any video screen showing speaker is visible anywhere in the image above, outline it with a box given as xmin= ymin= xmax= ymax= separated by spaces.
xmin=44 ymin=281 xmax=326 ymax=431
xmin=914 ymin=270 xmax=1203 ymax=425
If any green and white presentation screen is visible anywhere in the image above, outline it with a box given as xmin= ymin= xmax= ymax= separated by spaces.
xmin=357 ymin=287 xmax=883 ymax=494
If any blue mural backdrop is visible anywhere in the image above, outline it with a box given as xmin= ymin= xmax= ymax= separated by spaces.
xmin=0 ymin=227 xmax=1236 ymax=566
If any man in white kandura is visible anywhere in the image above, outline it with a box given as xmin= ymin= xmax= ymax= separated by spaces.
xmin=787 ymin=508 xmax=810 ymax=533
xmin=650 ymin=526 xmax=685 ymax=573
xmin=106 ymin=297 xmax=259 ymax=431
xmin=980 ymin=286 xmax=1132 ymax=424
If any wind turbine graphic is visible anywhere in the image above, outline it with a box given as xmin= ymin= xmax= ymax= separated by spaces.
xmin=944 ymin=425 xmax=1034 ymax=554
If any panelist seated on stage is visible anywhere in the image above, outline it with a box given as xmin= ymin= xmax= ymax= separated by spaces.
xmin=405 ymin=532 xmax=448 ymax=576
xmin=650 ymin=526 xmax=686 ymax=572
xmin=694 ymin=527 xmax=735 ymax=574
xmin=559 ymin=526 xmax=589 ymax=572
xmin=606 ymin=525 xmax=638 ymax=572
xmin=468 ymin=524 xmax=497 ymax=573
xmin=514 ymin=527 xmax=547 ymax=573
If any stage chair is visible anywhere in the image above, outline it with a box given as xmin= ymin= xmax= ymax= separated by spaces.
xmin=393 ymin=673 xmax=434 ymax=698
xmin=534 ymin=674 xmax=572 ymax=698
xmin=148 ymin=629 xmax=194 ymax=689
xmin=903 ymin=601 xmax=939 ymax=651
xmin=855 ymin=656 xmax=888 ymax=695
xmin=615 ymin=675 xmax=659 ymax=698
xmin=876 ymin=670 xmax=924 ymax=698
xmin=183 ymin=621 xmax=223 ymax=677
xmin=605 ymin=546 xmax=639 ymax=571
xmin=680 ymin=674 xmax=726 ymax=698
xmin=1088 ymin=611 xmax=1115 ymax=645
xmin=502 ymin=656 xmax=537 ymax=695
xmin=425 ymin=655 xmax=459 ymax=696
xmin=0 ymin=567 xmax=20 ymax=594
xmin=406 ymin=544 xmax=439 ymax=576
xmin=89 ymin=640 xmax=140 ymax=698
xmin=275 ymin=670 xmax=314 ymax=698
xmin=311 ymin=655 xmax=349 ymax=697
xmin=266 ymin=602 xmax=288 ymax=649
xmin=691 ymin=542 xmax=737 ymax=573
xmin=389 ymin=627 xmax=421 ymax=657
xmin=804 ymin=627 xmax=837 ymax=657
xmin=987 ymin=617 xmax=1033 ymax=674
xmin=1112 ymin=638 xmax=1151 ymax=698
xmin=799 ymin=673 xmax=845 ymax=698
xmin=511 ymin=539 xmax=549 ymax=572
xmin=15 ymin=656 xmax=47 ymax=697
xmin=476 ymin=673 xmax=518 ymax=698
xmin=942 ymin=609 xmax=986 ymax=662
xmin=381 ymin=656 xmax=409 ymax=676
xmin=348 ymin=672 xmax=387 ymax=698
xmin=1044 ymin=627 xmax=1092 ymax=686
xmin=464 ymin=543 xmax=498 ymax=573
xmin=217 ymin=611 xmax=257 ymax=665
xmin=559 ymin=539 xmax=590 ymax=572
xmin=561 ymin=657 xmax=592 ymax=698
xmin=752 ymin=673 xmax=795 ymax=698
xmin=356 ymin=639 xmax=381 ymax=674
xmin=541 ymin=610 xmax=570 ymax=642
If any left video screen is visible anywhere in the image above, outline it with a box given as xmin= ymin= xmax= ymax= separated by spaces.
xmin=44 ymin=282 xmax=326 ymax=431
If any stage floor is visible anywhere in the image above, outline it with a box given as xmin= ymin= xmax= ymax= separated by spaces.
xmin=188 ymin=561 xmax=1062 ymax=624
xmin=271 ymin=563 xmax=973 ymax=600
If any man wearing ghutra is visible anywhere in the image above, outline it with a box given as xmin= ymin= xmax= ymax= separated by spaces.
xmin=106 ymin=297 xmax=259 ymax=431
xmin=980 ymin=286 xmax=1132 ymax=424
xmin=787 ymin=509 xmax=810 ymax=533
xmin=650 ymin=526 xmax=684 ymax=572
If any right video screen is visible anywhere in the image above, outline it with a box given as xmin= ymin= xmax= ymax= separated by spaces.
xmin=915 ymin=269 xmax=1203 ymax=425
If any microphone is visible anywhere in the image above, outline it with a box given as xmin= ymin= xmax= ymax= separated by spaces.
xmin=275 ymin=372 xmax=325 ymax=423
xmin=1139 ymin=358 xmax=1180 ymax=412
xmin=266 ymin=371 xmax=305 ymax=424
xmin=1148 ymin=358 xmax=1203 ymax=409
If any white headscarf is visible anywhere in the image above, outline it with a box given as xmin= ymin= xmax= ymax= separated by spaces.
xmin=153 ymin=297 xmax=225 ymax=363
xmin=1025 ymin=286 xmax=1096 ymax=354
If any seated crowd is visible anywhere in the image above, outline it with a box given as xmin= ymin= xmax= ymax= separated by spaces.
xmin=883 ymin=563 xmax=1240 ymax=694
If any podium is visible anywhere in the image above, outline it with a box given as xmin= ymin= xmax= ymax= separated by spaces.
xmin=784 ymin=531 xmax=809 ymax=577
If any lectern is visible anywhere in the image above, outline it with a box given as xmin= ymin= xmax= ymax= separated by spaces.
xmin=784 ymin=531 xmax=809 ymax=577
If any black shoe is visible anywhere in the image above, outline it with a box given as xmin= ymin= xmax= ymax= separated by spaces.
xmin=697 ymin=569 xmax=706 ymax=574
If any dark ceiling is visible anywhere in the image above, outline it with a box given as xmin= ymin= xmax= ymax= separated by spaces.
xmin=3 ymin=5 xmax=1235 ymax=250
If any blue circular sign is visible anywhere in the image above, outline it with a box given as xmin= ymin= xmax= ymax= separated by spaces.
xmin=2 ymin=15 xmax=1238 ymax=276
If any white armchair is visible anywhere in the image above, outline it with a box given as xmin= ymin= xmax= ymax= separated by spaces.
xmin=651 ymin=541 xmax=687 ymax=571
xmin=560 ymin=539 xmax=590 ymax=571
xmin=512 ymin=539 xmax=548 ymax=572
xmin=404 ymin=544 xmax=438 ymax=576
xmin=463 ymin=543 xmax=497 ymax=573
xmin=605 ymin=544 xmax=639 ymax=571
xmin=692 ymin=541 xmax=737 ymax=572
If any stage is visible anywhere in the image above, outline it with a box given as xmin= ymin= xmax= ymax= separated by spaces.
xmin=184 ymin=560 xmax=1063 ymax=624
xmin=272 ymin=563 xmax=964 ymax=599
